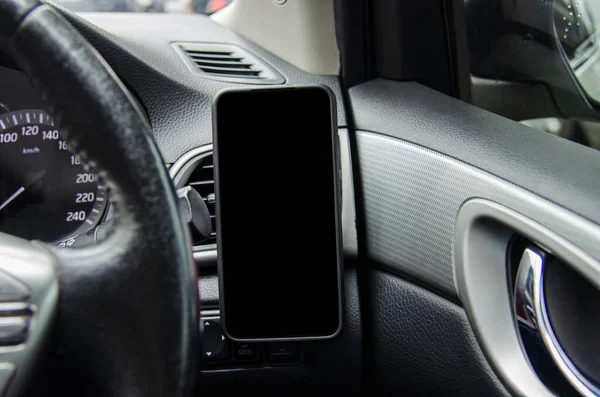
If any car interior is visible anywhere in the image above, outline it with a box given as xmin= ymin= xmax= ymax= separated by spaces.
xmin=0 ymin=0 xmax=599 ymax=396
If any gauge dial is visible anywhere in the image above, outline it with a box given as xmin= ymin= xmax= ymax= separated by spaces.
xmin=0 ymin=109 xmax=106 ymax=242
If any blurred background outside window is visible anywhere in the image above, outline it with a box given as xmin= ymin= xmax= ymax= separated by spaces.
xmin=54 ymin=0 xmax=233 ymax=14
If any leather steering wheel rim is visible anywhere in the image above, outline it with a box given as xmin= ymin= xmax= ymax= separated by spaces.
xmin=0 ymin=1 xmax=198 ymax=396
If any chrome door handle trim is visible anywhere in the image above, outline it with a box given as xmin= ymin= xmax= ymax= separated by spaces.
xmin=515 ymin=248 xmax=600 ymax=397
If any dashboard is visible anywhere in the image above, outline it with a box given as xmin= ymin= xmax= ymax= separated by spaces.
xmin=0 ymin=10 xmax=347 ymax=245
xmin=0 ymin=8 xmax=360 ymax=395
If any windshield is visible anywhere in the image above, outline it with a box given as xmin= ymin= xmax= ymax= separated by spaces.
xmin=54 ymin=0 xmax=233 ymax=14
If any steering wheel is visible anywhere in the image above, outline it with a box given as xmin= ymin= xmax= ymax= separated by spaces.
xmin=0 ymin=0 xmax=198 ymax=396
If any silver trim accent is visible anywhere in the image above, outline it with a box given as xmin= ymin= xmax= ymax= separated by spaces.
xmin=169 ymin=144 xmax=213 ymax=183
xmin=200 ymin=309 xmax=220 ymax=318
xmin=358 ymin=131 xmax=600 ymax=297
xmin=0 ymin=303 xmax=30 ymax=314
xmin=456 ymin=199 xmax=578 ymax=397
xmin=192 ymin=248 xmax=217 ymax=268
xmin=515 ymin=248 xmax=600 ymax=397
xmin=338 ymin=129 xmax=358 ymax=257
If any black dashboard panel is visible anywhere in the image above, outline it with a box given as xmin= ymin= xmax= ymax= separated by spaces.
xmin=200 ymin=265 xmax=362 ymax=396
xmin=49 ymin=7 xmax=347 ymax=163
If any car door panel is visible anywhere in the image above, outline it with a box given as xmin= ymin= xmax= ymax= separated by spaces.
xmin=350 ymin=80 xmax=600 ymax=225
xmin=349 ymin=79 xmax=600 ymax=395
xmin=355 ymin=130 xmax=600 ymax=297
xmin=368 ymin=268 xmax=509 ymax=396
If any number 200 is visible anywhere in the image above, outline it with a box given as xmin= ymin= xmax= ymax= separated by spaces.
xmin=76 ymin=173 xmax=95 ymax=183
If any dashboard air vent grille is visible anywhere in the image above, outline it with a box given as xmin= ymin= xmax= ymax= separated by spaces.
xmin=184 ymin=153 xmax=216 ymax=246
xmin=173 ymin=42 xmax=285 ymax=85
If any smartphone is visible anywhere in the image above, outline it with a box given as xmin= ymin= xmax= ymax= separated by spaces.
xmin=213 ymin=85 xmax=343 ymax=342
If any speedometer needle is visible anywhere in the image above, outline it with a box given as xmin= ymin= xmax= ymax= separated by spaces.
xmin=0 ymin=170 xmax=46 ymax=213
xmin=0 ymin=187 xmax=25 ymax=211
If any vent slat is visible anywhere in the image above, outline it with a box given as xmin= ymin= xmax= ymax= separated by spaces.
xmin=184 ymin=153 xmax=216 ymax=246
xmin=201 ymin=68 xmax=262 ymax=77
xmin=188 ymin=55 xmax=244 ymax=62
xmin=184 ymin=50 xmax=233 ymax=56
xmin=185 ymin=48 xmax=261 ymax=76
xmin=196 ymin=65 xmax=260 ymax=74
xmin=174 ymin=42 xmax=284 ymax=84
xmin=189 ymin=180 xmax=214 ymax=186
xmin=194 ymin=61 xmax=254 ymax=69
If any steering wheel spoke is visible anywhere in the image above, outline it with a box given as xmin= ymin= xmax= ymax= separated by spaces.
xmin=0 ymin=232 xmax=58 ymax=397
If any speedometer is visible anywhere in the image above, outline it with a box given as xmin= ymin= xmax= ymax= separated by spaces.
xmin=0 ymin=109 xmax=107 ymax=242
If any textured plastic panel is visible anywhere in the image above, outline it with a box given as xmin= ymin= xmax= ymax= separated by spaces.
xmin=350 ymin=81 xmax=600 ymax=227
xmin=357 ymin=131 xmax=600 ymax=297
xmin=50 ymin=9 xmax=346 ymax=163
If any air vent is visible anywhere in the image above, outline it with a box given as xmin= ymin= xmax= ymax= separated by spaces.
xmin=171 ymin=149 xmax=216 ymax=246
xmin=173 ymin=42 xmax=285 ymax=85
xmin=187 ymin=154 xmax=216 ymax=245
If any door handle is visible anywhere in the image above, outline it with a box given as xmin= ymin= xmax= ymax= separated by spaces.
xmin=515 ymin=247 xmax=600 ymax=397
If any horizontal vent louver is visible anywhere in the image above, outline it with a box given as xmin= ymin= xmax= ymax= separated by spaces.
xmin=186 ymin=154 xmax=216 ymax=245
xmin=173 ymin=43 xmax=285 ymax=85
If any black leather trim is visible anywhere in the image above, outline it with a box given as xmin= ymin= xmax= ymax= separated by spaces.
xmin=0 ymin=0 xmax=38 ymax=38
xmin=349 ymin=79 xmax=600 ymax=226
xmin=1 ymin=3 xmax=197 ymax=397
xmin=367 ymin=267 xmax=509 ymax=396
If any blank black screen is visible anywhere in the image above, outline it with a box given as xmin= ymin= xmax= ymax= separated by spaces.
xmin=214 ymin=87 xmax=341 ymax=340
